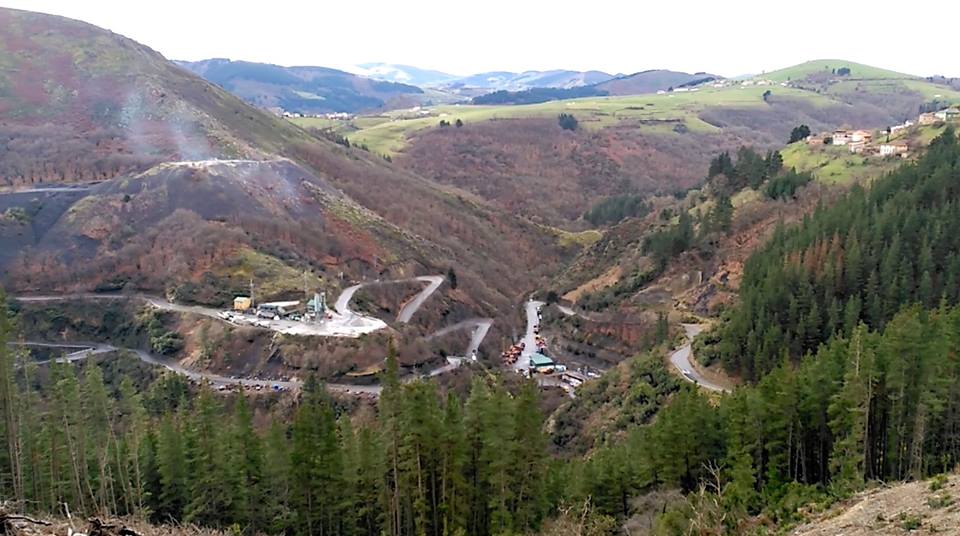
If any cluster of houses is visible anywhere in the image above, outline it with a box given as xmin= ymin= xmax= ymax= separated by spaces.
xmin=806 ymin=106 xmax=960 ymax=158
xmin=274 ymin=110 xmax=355 ymax=120
xmin=656 ymin=77 xmax=787 ymax=95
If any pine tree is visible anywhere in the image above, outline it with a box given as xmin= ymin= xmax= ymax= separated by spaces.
xmin=828 ymin=325 xmax=874 ymax=494
xmin=117 ymin=378 xmax=148 ymax=515
xmin=721 ymin=391 xmax=758 ymax=520
xmin=291 ymin=375 xmax=343 ymax=536
xmin=81 ymin=362 xmax=115 ymax=515
xmin=50 ymin=362 xmax=88 ymax=513
xmin=462 ymin=380 xmax=492 ymax=535
xmin=400 ymin=381 xmax=443 ymax=536
xmin=379 ymin=341 xmax=404 ymax=536
xmin=184 ymin=388 xmax=228 ymax=526
xmin=511 ymin=381 xmax=547 ymax=531
xmin=438 ymin=393 xmax=467 ymax=535
xmin=156 ymin=413 xmax=187 ymax=521
xmin=354 ymin=423 xmax=383 ymax=536
xmin=0 ymin=290 xmax=24 ymax=508
xmin=262 ymin=422 xmax=293 ymax=534
xmin=226 ymin=394 xmax=264 ymax=531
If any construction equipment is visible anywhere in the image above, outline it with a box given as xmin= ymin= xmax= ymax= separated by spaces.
xmin=233 ymin=296 xmax=253 ymax=312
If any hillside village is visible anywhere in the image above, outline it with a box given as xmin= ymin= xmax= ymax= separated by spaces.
xmin=805 ymin=105 xmax=960 ymax=156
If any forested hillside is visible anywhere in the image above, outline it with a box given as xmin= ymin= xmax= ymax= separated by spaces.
xmin=0 ymin=305 xmax=559 ymax=536
xmin=714 ymin=128 xmax=960 ymax=379
xmin=580 ymin=305 xmax=960 ymax=533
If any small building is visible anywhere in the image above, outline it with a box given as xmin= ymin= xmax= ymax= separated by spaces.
xmin=806 ymin=135 xmax=826 ymax=146
xmin=850 ymin=130 xmax=873 ymax=143
xmin=848 ymin=140 xmax=868 ymax=154
xmin=257 ymin=300 xmax=302 ymax=319
xmin=561 ymin=370 xmax=587 ymax=387
xmin=528 ymin=353 xmax=555 ymax=373
xmin=919 ymin=112 xmax=940 ymax=125
xmin=233 ymin=296 xmax=253 ymax=312
xmin=879 ymin=142 xmax=909 ymax=157
xmin=831 ymin=129 xmax=851 ymax=145
xmin=890 ymin=120 xmax=914 ymax=135
xmin=935 ymin=107 xmax=960 ymax=122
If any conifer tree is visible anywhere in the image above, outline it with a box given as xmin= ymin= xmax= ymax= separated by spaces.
xmin=828 ymin=325 xmax=875 ymax=494
xmin=156 ymin=413 xmax=186 ymax=521
xmin=262 ymin=421 xmax=293 ymax=534
xmin=0 ymin=290 xmax=24 ymax=508
xmin=379 ymin=341 xmax=404 ymax=536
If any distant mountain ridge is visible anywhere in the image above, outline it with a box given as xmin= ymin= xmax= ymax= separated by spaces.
xmin=447 ymin=69 xmax=614 ymax=91
xmin=356 ymin=63 xmax=614 ymax=91
xmin=354 ymin=62 xmax=458 ymax=87
xmin=176 ymin=58 xmax=426 ymax=114
xmin=595 ymin=69 xmax=721 ymax=95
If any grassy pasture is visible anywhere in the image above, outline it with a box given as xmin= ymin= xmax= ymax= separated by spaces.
xmin=295 ymin=85 xmax=832 ymax=155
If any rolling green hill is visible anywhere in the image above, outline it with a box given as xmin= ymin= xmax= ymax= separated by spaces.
xmin=762 ymin=59 xmax=915 ymax=82
xmin=294 ymin=85 xmax=837 ymax=156
xmin=296 ymin=61 xmax=960 ymax=157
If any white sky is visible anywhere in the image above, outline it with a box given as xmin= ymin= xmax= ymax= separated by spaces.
xmin=3 ymin=0 xmax=958 ymax=77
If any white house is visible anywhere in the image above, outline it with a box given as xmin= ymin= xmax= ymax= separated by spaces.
xmin=935 ymin=108 xmax=960 ymax=122
xmin=879 ymin=143 xmax=909 ymax=157
xmin=831 ymin=129 xmax=852 ymax=146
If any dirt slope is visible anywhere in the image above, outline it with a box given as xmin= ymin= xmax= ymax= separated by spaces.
xmin=791 ymin=475 xmax=960 ymax=535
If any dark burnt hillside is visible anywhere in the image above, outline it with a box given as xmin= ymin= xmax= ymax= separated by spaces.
xmin=0 ymin=7 xmax=563 ymax=319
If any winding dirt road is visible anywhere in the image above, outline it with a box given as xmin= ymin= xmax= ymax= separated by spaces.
xmin=398 ymin=275 xmax=443 ymax=323
xmin=669 ymin=323 xmax=728 ymax=392
xmin=15 ymin=292 xmax=386 ymax=337
xmin=514 ymin=300 xmax=545 ymax=374
xmin=335 ymin=275 xmax=444 ymax=323
xmin=9 ymin=274 xmax=461 ymax=395
xmin=425 ymin=317 xmax=494 ymax=358
xmin=6 ymin=341 xmax=393 ymax=395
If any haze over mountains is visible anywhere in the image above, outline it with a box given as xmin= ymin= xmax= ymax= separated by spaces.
xmin=178 ymin=55 xmax=946 ymax=115
xmin=181 ymin=58 xmax=735 ymax=113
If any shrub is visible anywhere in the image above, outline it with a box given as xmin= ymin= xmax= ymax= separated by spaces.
xmin=558 ymin=113 xmax=578 ymax=131
xmin=930 ymin=474 xmax=949 ymax=491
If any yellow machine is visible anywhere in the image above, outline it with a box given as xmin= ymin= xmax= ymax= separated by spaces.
xmin=233 ymin=296 xmax=253 ymax=312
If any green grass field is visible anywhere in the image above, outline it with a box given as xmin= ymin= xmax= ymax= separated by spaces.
xmin=781 ymin=143 xmax=893 ymax=184
xmin=782 ymin=123 xmax=954 ymax=184
xmin=286 ymin=59 xmax=960 ymax=157
xmin=762 ymin=59 xmax=913 ymax=82
xmin=294 ymin=85 xmax=833 ymax=155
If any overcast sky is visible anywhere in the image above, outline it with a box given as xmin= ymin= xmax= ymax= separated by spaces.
xmin=4 ymin=0 xmax=958 ymax=77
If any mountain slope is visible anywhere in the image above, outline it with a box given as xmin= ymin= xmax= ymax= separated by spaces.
xmin=791 ymin=474 xmax=960 ymax=535
xmin=177 ymin=58 xmax=425 ymax=114
xmin=355 ymin=62 xmax=458 ymax=86
xmin=0 ymin=7 xmax=562 ymax=321
xmin=595 ymin=69 xmax=718 ymax=95
xmin=449 ymin=69 xmax=613 ymax=91
xmin=0 ymin=7 xmax=327 ymax=185
xmin=764 ymin=59 xmax=915 ymax=82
